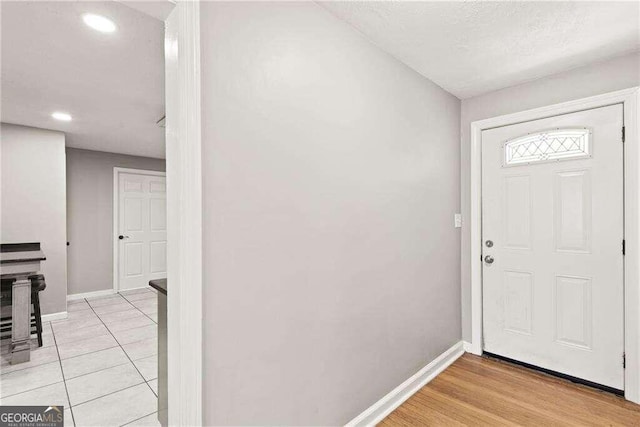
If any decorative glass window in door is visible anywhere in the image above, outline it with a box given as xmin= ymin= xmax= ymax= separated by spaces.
xmin=503 ymin=128 xmax=591 ymax=166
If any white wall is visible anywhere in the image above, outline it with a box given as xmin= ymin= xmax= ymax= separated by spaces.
xmin=199 ymin=2 xmax=461 ymax=424
xmin=460 ymin=52 xmax=640 ymax=341
xmin=1 ymin=123 xmax=67 ymax=315
xmin=66 ymin=148 xmax=165 ymax=296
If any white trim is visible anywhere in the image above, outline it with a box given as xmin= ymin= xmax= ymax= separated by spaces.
xmin=112 ymin=167 xmax=167 ymax=293
xmin=462 ymin=341 xmax=474 ymax=353
xmin=469 ymin=87 xmax=640 ymax=403
xmin=41 ymin=312 xmax=68 ymax=322
xmin=165 ymin=2 xmax=203 ymax=425
xmin=623 ymin=89 xmax=640 ymax=403
xmin=67 ymin=289 xmax=116 ymax=301
xmin=346 ymin=341 xmax=464 ymax=427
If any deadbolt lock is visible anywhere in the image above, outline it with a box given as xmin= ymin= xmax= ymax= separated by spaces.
xmin=485 ymin=240 xmax=493 ymax=248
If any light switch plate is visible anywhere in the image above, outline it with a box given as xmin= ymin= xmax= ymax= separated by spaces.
xmin=454 ymin=213 xmax=462 ymax=228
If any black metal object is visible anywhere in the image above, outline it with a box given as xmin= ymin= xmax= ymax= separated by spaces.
xmin=483 ymin=351 xmax=624 ymax=397
xmin=0 ymin=276 xmax=46 ymax=347
xmin=32 ymin=288 xmax=43 ymax=347
xmin=0 ymin=258 xmax=47 ymax=264
xmin=149 ymin=278 xmax=167 ymax=295
xmin=0 ymin=243 xmax=41 ymax=253
xmin=0 ymin=242 xmax=46 ymax=264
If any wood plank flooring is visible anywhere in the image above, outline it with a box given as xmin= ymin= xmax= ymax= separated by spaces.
xmin=380 ymin=354 xmax=640 ymax=426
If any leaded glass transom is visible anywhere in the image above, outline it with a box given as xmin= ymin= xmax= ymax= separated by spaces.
xmin=504 ymin=128 xmax=591 ymax=166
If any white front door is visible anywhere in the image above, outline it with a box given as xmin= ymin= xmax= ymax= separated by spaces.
xmin=117 ymin=171 xmax=167 ymax=291
xmin=481 ymin=104 xmax=624 ymax=390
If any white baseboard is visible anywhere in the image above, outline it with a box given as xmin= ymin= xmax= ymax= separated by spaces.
xmin=119 ymin=285 xmax=153 ymax=293
xmin=346 ymin=341 xmax=465 ymax=426
xmin=67 ymin=289 xmax=116 ymax=301
xmin=463 ymin=340 xmax=482 ymax=355
xmin=42 ymin=311 xmax=68 ymax=322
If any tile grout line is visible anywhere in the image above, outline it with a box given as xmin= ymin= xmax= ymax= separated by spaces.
xmin=62 ymin=293 xmax=156 ymax=323
xmin=2 ymin=319 xmax=153 ymax=365
xmin=1 ymin=339 xmax=155 ymax=399
xmin=2 ymin=292 xmax=158 ymax=425
xmin=50 ymin=313 xmax=76 ymax=427
xmin=87 ymin=292 xmax=159 ymax=409
xmin=0 ymin=346 xmax=58 ymax=375
xmin=51 ymin=328 xmax=112 ymax=347
xmin=95 ymin=302 xmax=155 ymax=321
xmin=70 ymin=381 xmax=147 ymax=410
xmin=120 ymin=410 xmax=158 ymax=427
xmin=0 ymin=365 xmax=63 ymax=398
xmin=51 ymin=330 xmax=155 ymax=364
xmin=85 ymin=291 xmax=153 ymax=308
xmin=114 ymin=292 xmax=160 ymax=400
xmin=52 ymin=294 xmax=156 ymax=352
xmin=1 ymin=324 xmax=62 ymax=396
xmin=61 ymin=358 xmax=132 ymax=382
xmin=119 ymin=292 xmax=158 ymax=324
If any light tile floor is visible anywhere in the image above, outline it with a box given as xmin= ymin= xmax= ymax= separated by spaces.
xmin=0 ymin=288 xmax=160 ymax=427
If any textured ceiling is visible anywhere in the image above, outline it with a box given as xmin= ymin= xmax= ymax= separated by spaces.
xmin=116 ymin=0 xmax=175 ymax=22
xmin=1 ymin=1 xmax=167 ymax=158
xmin=2 ymin=1 xmax=638 ymax=158
xmin=320 ymin=1 xmax=640 ymax=99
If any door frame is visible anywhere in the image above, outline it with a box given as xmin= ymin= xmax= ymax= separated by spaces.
xmin=165 ymin=2 xmax=203 ymax=425
xmin=112 ymin=167 xmax=167 ymax=292
xmin=468 ymin=87 xmax=640 ymax=403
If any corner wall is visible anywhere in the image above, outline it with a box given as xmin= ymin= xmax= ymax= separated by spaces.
xmin=1 ymin=123 xmax=68 ymax=315
xmin=66 ymin=148 xmax=165 ymax=296
xmin=460 ymin=52 xmax=640 ymax=341
xmin=199 ymin=2 xmax=461 ymax=424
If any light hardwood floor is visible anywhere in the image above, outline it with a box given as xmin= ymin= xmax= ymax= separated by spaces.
xmin=380 ymin=354 xmax=640 ymax=426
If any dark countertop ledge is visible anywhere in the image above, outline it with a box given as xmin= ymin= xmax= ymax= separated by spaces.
xmin=149 ymin=278 xmax=167 ymax=295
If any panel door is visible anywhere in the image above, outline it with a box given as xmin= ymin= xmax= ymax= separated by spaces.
xmin=118 ymin=172 xmax=167 ymax=290
xmin=481 ymin=104 xmax=624 ymax=390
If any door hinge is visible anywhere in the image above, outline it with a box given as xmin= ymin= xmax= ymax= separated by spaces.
xmin=623 ymin=239 xmax=626 ymax=255
xmin=623 ymin=353 xmax=626 ymax=369
xmin=622 ymin=126 xmax=626 ymax=143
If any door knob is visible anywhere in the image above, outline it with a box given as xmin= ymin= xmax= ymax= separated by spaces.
xmin=484 ymin=255 xmax=495 ymax=264
xmin=118 ymin=235 xmax=130 ymax=240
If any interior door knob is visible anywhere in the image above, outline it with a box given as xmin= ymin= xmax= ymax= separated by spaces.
xmin=484 ymin=255 xmax=494 ymax=264
xmin=118 ymin=235 xmax=130 ymax=240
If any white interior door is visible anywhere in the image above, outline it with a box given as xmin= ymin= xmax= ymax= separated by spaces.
xmin=481 ymin=104 xmax=624 ymax=390
xmin=117 ymin=172 xmax=167 ymax=291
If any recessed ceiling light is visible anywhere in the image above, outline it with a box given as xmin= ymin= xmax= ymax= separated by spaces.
xmin=52 ymin=112 xmax=72 ymax=122
xmin=82 ymin=13 xmax=116 ymax=33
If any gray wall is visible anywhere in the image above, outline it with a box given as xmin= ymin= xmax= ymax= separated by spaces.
xmin=460 ymin=52 xmax=640 ymax=341
xmin=66 ymin=148 xmax=165 ymax=296
xmin=200 ymin=2 xmax=461 ymax=424
xmin=1 ymin=123 xmax=67 ymax=315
